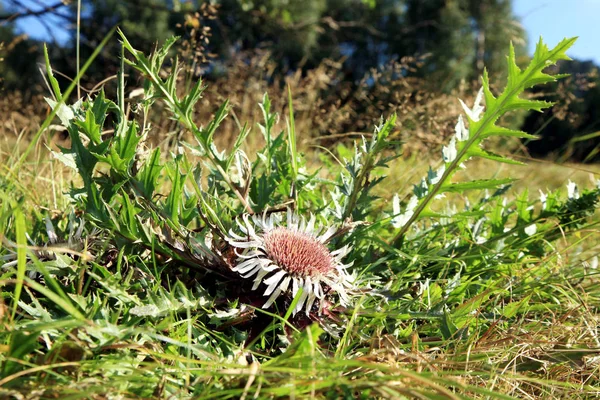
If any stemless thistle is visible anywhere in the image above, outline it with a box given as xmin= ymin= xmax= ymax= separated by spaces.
xmin=226 ymin=211 xmax=355 ymax=315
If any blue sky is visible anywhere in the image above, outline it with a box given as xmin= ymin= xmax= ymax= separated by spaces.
xmin=11 ymin=0 xmax=72 ymax=44
xmin=8 ymin=0 xmax=600 ymax=65
xmin=513 ymin=0 xmax=600 ymax=64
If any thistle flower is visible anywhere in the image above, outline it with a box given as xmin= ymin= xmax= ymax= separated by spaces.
xmin=226 ymin=211 xmax=355 ymax=315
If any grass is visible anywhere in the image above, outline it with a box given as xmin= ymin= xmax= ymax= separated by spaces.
xmin=2 ymin=109 xmax=599 ymax=400
xmin=1 ymin=35 xmax=600 ymax=400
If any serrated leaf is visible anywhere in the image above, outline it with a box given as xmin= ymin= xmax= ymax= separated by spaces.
xmin=466 ymin=147 xmax=524 ymax=165
xmin=45 ymin=98 xmax=75 ymax=127
xmin=51 ymin=150 xmax=77 ymax=170
xmin=226 ymin=123 xmax=251 ymax=170
xmin=525 ymin=70 xmax=557 ymax=88
xmin=390 ymin=37 xmax=576 ymax=243
xmin=481 ymin=69 xmax=497 ymax=109
xmin=200 ymin=100 xmax=229 ymax=146
xmin=91 ymin=90 xmax=114 ymax=130
xmin=121 ymin=191 xmax=140 ymax=238
xmin=442 ymin=137 xmax=457 ymax=162
xmin=503 ymin=98 xmax=554 ymax=113
xmin=151 ymin=35 xmax=180 ymax=71
xmin=506 ymin=42 xmax=522 ymax=88
xmin=136 ymin=147 xmax=162 ymax=198
xmin=455 ymin=115 xmax=469 ymax=141
xmin=165 ymin=163 xmax=186 ymax=225
xmin=75 ymin=108 xmax=102 ymax=144
xmin=441 ymin=178 xmax=515 ymax=193
xmin=181 ymin=78 xmax=206 ymax=118
xmin=116 ymin=121 xmax=141 ymax=164
xmin=481 ymin=126 xmax=538 ymax=140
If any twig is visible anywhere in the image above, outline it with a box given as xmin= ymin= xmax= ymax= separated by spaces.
xmin=0 ymin=0 xmax=70 ymax=22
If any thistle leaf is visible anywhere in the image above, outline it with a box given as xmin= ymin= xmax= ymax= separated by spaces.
xmin=391 ymin=37 xmax=576 ymax=244
xmin=441 ymin=178 xmax=515 ymax=194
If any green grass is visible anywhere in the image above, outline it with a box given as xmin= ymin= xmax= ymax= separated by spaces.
xmin=1 ymin=134 xmax=599 ymax=399
xmin=1 ymin=35 xmax=600 ymax=400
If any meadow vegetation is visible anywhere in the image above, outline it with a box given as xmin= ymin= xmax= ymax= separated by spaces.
xmin=0 ymin=29 xmax=599 ymax=400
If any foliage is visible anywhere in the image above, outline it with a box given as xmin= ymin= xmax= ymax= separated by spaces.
xmin=390 ymin=37 xmax=576 ymax=245
xmin=1 ymin=34 xmax=600 ymax=399
xmin=522 ymin=59 xmax=600 ymax=162
xmin=2 ymin=0 xmax=527 ymax=91
xmin=0 ymin=25 xmax=42 ymax=92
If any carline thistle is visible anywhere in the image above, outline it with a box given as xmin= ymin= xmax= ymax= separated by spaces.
xmin=225 ymin=211 xmax=356 ymax=316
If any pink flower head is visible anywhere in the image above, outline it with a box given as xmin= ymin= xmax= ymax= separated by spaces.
xmin=226 ymin=211 xmax=355 ymax=315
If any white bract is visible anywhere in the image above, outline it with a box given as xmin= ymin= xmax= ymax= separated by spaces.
xmin=391 ymin=194 xmax=418 ymax=229
xmin=442 ymin=137 xmax=457 ymax=163
xmin=459 ymin=87 xmax=485 ymax=122
xmin=455 ymin=115 xmax=469 ymax=142
xmin=567 ymin=180 xmax=579 ymax=200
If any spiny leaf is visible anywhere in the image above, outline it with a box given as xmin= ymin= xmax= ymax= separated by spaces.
xmin=466 ymin=147 xmax=524 ymax=165
xmin=391 ymin=37 xmax=576 ymax=244
xmin=287 ymin=86 xmax=298 ymax=185
xmin=481 ymin=126 xmax=538 ymax=140
xmin=201 ymin=100 xmax=229 ymax=146
xmin=136 ymin=147 xmax=162 ymax=198
xmin=441 ymin=178 xmax=516 ymax=193
xmin=503 ymin=98 xmax=554 ymax=113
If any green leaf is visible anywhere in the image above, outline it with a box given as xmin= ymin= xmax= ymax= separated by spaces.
xmin=440 ymin=311 xmax=459 ymax=341
xmin=481 ymin=126 xmax=538 ymax=140
xmin=226 ymin=124 xmax=251 ymax=170
xmin=201 ymin=100 xmax=229 ymax=146
xmin=44 ymin=44 xmax=62 ymax=101
xmin=165 ymin=162 xmax=186 ymax=225
xmin=287 ymin=86 xmax=298 ymax=186
xmin=516 ymin=189 xmax=531 ymax=223
xmin=441 ymin=178 xmax=515 ymax=193
xmin=181 ymin=78 xmax=206 ymax=119
xmin=75 ymin=108 xmax=103 ymax=145
xmin=91 ymin=90 xmax=114 ymax=131
xmin=466 ymin=147 xmax=524 ymax=165
xmin=151 ymin=35 xmax=180 ymax=71
xmin=452 ymin=291 xmax=490 ymax=320
xmin=116 ymin=121 xmax=142 ymax=164
xmin=11 ymin=208 xmax=27 ymax=321
xmin=118 ymin=191 xmax=139 ymax=238
xmin=266 ymin=324 xmax=324 ymax=367
xmin=391 ymin=37 xmax=576 ymax=244
xmin=502 ymin=295 xmax=532 ymax=319
xmin=2 ymin=330 xmax=40 ymax=377
xmin=136 ymin=147 xmax=162 ymax=198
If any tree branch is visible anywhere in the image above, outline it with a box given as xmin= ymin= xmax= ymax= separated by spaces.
xmin=0 ymin=0 xmax=71 ymax=22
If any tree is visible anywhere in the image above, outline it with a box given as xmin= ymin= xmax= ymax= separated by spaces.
xmin=1 ymin=0 xmax=529 ymax=94
xmin=0 ymin=25 xmax=42 ymax=92
xmin=522 ymin=60 xmax=600 ymax=162
xmin=398 ymin=0 xmax=527 ymax=91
